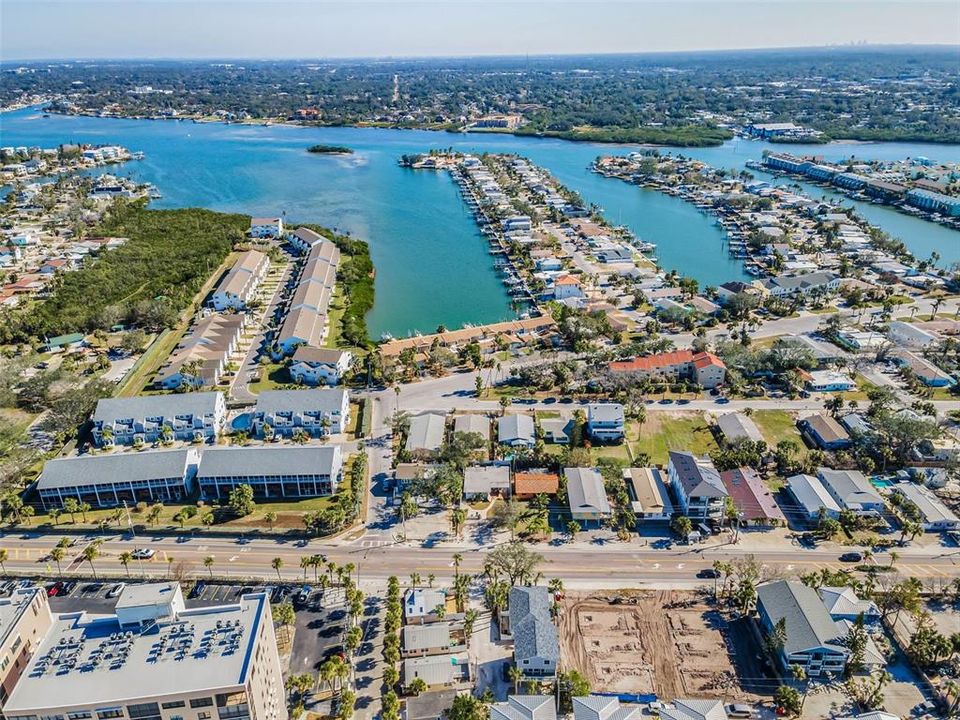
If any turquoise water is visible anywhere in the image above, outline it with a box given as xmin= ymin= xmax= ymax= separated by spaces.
xmin=1 ymin=107 xmax=958 ymax=337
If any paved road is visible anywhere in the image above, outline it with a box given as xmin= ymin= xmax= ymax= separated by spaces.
xmin=9 ymin=531 xmax=959 ymax=589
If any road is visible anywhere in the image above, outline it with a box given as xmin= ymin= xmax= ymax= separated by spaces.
xmin=9 ymin=531 xmax=959 ymax=589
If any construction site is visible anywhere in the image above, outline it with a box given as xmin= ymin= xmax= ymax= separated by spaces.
xmin=558 ymin=590 xmax=762 ymax=702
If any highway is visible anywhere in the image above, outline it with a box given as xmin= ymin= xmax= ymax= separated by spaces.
xmin=8 ymin=530 xmax=960 ymax=589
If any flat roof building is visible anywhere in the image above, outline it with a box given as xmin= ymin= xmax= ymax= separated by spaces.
xmin=0 ymin=588 xmax=53 ymax=708
xmin=4 ymin=587 xmax=286 ymax=720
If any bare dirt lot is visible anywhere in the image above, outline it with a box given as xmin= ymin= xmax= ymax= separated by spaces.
xmin=559 ymin=590 xmax=760 ymax=701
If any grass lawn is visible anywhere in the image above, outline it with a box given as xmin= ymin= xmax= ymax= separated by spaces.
xmin=842 ymin=374 xmax=881 ymax=402
xmin=591 ymin=443 xmax=631 ymax=462
xmin=808 ymin=307 xmax=839 ymax=315
xmin=631 ymin=412 xmax=719 ymax=466
xmin=248 ymin=361 xmax=291 ymax=394
xmin=751 ymin=410 xmax=804 ymax=447
xmin=535 ymin=410 xmax=561 ymax=420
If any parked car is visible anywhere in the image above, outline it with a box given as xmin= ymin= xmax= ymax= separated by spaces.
xmin=697 ymin=568 xmax=720 ymax=579
xmin=296 ymin=585 xmax=312 ymax=605
xmin=106 ymin=582 xmax=125 ymax=598
xmin=131 ymin=548 xmax=155 ymax=560
xmin=62 ymin=581 xmax=78 ymax=595
xmin=46 ymin=581 xmax=64 ymax=597
xmin=189 ymin=581 xmax=206 ymax=599
xmin=839 ymin=552 xmax=863 ymax=563
xmin=725 ymin=704 xmax=755 ymax=718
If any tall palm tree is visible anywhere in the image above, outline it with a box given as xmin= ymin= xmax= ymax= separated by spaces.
xmin=49 ymin=546 xmax=65 ymax=576
xmin=300 ymin=556 xmax=311 ymax=579
xmin=204 ymin=555 xmax=215 ymax=577
xmin=119 ymin=551 xmax=133 ymax=577
xmin=508 ymin=665 xmax=523 ymax=694
xmin=271 ymin=557 xmax=284 ymax=581
xmin=0 ymin=548 xmax=9 ymax=575
xmin=82 ymin=543 xmax=100 ymax=579
xmin=452 ymin=553 xmax=463 ymax=579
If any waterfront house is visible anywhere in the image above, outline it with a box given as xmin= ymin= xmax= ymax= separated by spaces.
xmin=623 ymin=467 xmax=673 ymax=522
xmin=762 ymin=271 xmax=840 ymax=298
xmin=798 ymin=414 xmax=851 ymax=450
xmin=787 ymin=474 xmax=842 ymax=521
xmin=197 ymin=445 xmax=342 ymax=500
xmin=463 ymin=465 xmax=511 ymax=500
xmin=586 ymin=403 xmax=624 ymax=442
xmin=608 ymin=349 xmax=726 ymax=389
xmin=287 ymin=226 xmax=325 ymax=254
xmin=490 ymin=696 xmax=556 ymax=720
xmin=288 ymin=347 xmax=353 ymax=386
xmin=91 ymin=392 xmax=226 ymax=447
xmin=502 ymin=586 xmax=558 ymax=680
xmin=817 ymin=468 xmax=884 ymax=515
xmin=715 ymin=412 xmax=763 ymax=445
xmin=565 ymin=467 xmax=611 ymax=525
xmin=37 ymin=449 xmax=195 ymax=509
xmin=249 ymin=216 xmax=283 ymax=238
xmin=513 ymin=472 xmax=560 ymax=500
xmin=668 ymin=451 xmax=727 ymax=520
xmin=889 ymin=482 xmax=959 ymax=530
xmin=252 ymin=388 xmax=349 ymax=438
xmin=210 ymin=249 xmax=269 ymax=311
xmin=404 ymin=588 xmax=448 ymax=625
xmin=276 ymin=240 xmax=340 ymax=355
xmin=552 ymin=274 xmax=582 ymax=300
xmin=720 ymin=467 xmax=786 ymax=525
xmin=756 ymin=580 xmax=849 ymax=677
xmin=406 ymin=413 xmax=447 ymax=458
xmin=498 ymin=414 xmax=536 ymax=448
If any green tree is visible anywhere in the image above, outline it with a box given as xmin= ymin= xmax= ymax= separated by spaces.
xmin=271 ymin=556 xmax=284 ymax=580
xmin=228 ymin=484 xmax=256 ymax=516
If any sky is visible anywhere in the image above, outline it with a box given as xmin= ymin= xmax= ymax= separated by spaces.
xmin=2 ymin=0 xmax=958 ymax=61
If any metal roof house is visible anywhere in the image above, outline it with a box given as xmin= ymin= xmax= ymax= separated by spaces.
xmin=572 ymin=696 xmax=641 ymax=720
xmin=37 ymin=449 xmax=196 ymax=509
xmin=817 ymin=468 xmax=884 ymax=515
xmin=401 ymin=654 xmax=469 ymax=689
xmin=498 ymin=414 xmax=536 ymax=448
xmin=502 ymin=587 xmax=558 ymax=679
xmin=564 ymin=467 xmax=611 ymax=524
xmin=490 ymin=695 xmax=556 ymax=720
xmin=787 ymin=473 xmax=842 ymax=521
xmin=406 ymin=413 xmax=447 ymax=458
xmin=715 ymin=412 xmax=764 ymax=445
xmin=623 ymin=467 xmax=673 ymax=521
xmin=890 ymin=482 xmax=960 ymax=530
xmin=657 ymin=699 xmax=727 ymax=720
xmin=756 ymin=580 xmax=849 ymax=677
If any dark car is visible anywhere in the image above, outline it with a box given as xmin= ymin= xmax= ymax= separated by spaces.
xmin=62 ymin=581 xmax=78 ymax=595
xmin=839 ymin=552 xmax=863 ymax=563
xmin=696 ymin=568 xmax=720 ymax=579
xmin=189 ymin=581 xmax=207 ymax=599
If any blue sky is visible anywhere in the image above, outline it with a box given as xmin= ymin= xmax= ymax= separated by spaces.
xmin=2 ymin=0 xmax=958 ymax=61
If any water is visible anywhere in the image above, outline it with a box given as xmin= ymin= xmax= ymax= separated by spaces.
xmin=2 ymin=107 xmax=958 ymax=336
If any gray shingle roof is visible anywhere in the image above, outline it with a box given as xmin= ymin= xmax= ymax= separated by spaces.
xmin=564 ymin=467 xmax=611 ymax=516
xmin=406 ymin=413 xmax=447 ymax=453
xmin=817 ymin=468 xmax=882 ymax=509
xmin=39 ymin=450 xmax=191 ymax=490
xmin=93 ymin=392 xmax=222 ymax=425
xmin=254 ymin=388 xmax=347 ymax=415
xmin=498 ymin=414 xmax=535 ymax=444
xmin=756 ymin=580 xmax=846 ymax=657
xmin=491 ymin=696 xmax=556 ymax=720
xmin=509 ymin=586 xmax=558 ymax=664
xmin=716 ymin=412 xmax=763 ymax=443
xmin=196 ymin=445 xmax=341 ymax=478
xmin=669 ymin=451 xmax=727 ymax=499
xmin=658 ymin=699 xmax=727 ymax=720
xmin=573 ymin=696 xmax=640 ymax=720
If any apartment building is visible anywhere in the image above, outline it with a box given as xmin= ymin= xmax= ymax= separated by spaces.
xmin=0 ymin=588 xmax=53 ymax=707
xmin=251 ymin=389 xmax=349 ymax=438
xmin=608 ymin=350 xmax=726 ymax=389
xmin=4 ymin=584 xmax=286 ymax=720
xmin=91 ymin=393 xmax=226 ymax=447
xmin=156 ymin=314 xmax=247 ymax=390
xmin=197 ymin=445 xmax=343 ymax=500
xmin=667 ymin=451 xmax=727 ymax=520
xmin=276 ymin=240 xmax=340 ymax=355
xmin=210 ymin=250 xmax=269 ymax=311
xmin=287 ymin=347 xmax=353 ymax=386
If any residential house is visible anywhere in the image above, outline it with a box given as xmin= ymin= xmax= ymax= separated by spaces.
xmin=889 ymin=349 xmax=954 ymax=387
xmin=453 ymin=414 xmax=491 ymax=443
xmin=498 ymin=414 xmax=536 ymax=448
xmin=715 ymin=412 xmax=763 ymax=445
xmin=288 ymin=347 xmax=353 ymax=386
xmin=817 ymin=468 xmax=884 ymax=515
xmin=155 ymin=313 xmax=246 ymax=389
xmin=406 ymin=413 xmax=447 ymax=458
xmin=463 ymin=465 xmax=511 ymax=500
xmin=276 ymin=240 xmax=340 ymax=354
xmin=887 ymin=320 xmax=940 ymax=349
xmin=787 ymin=474 xmax=842 ymax=521
xmin=490 ymin=695 xmax=556 ymax=720
xmin=756 ymin=580 xmax=849 ymax=677
xmin=401 ymin=654 xmax=469 ymax=690
xmin=609 ymin=350 xmax=726 ymax=389
xmin=394 ymin=463 xmax=438 ymax=492
xmin=42 ymin=333 xmax=85 ymax=353
xmin=565 ymin=467 xmax=611 ymax=525
xmin=210 ymin=250 xmax=269 ymax=311
xmin=762 ymin=271 xmax=840 ymax=298
xmin=502 ymin=587 xmax=558 ymax=679
xmin=249 ymin=216 xmax=283 ymax=238
xmin=252 ymin=388 xmax=349 ymax=438
xmin=623 ymin=467 xmax=673 ymax=522
xmin=197 ymin=445 xmax=342 ymax=499
xmin=658 ymin=699 xmax=728 ymax=720
xmin=287 ymin=227 xmax=325 ymax=254
xmin=91 ymin=392 xmax=226 ymax=447
xmin=798 ymin=414 xmax=851 ymax=451
xmin=552 ymin=275 xmax=582 ymax=300
xmin=720 ymin=467 xmax=786 ymax=526
xmin=803 ymin=370 xmax=856 ymax=393
xmin=404 ymin=588 xmax=448 ymax=625
xmin=405 ymin=691 xmax=458 ymax=720
xmin=539 ymin=418 xmax=572 ymax=444
xmin=668 ymin=451 xmax=727 ymax=520
xmin=513 ymin=472 xmax=560 ymax=500
xmin=37 ymin=449 xmax=194 ymax=509
xmin=890 ymin=482 xmax=960 ymax=530
xmin=586 ymin=403 xmax=625 ymax=442
xmin=819 ymin=586 xmax=881 ymax=624
xmin=401 ymin=622 xmax=466 ymax=658
xmin=572 ymin=697 xmax=641 ymax=720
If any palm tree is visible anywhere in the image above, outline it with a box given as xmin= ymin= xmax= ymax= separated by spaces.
xmin=49 ymin=546 xmax=65 ymax=576
xmin=119 ymin=551 xmax=133 ymax=577
xmin=79 ymin=503 xmax=91 ymax=523
xmin=264 ymin=511 xmax=278 ymax=531
xmin=82 ymin=543 xmax=100 ymax=579
xmin=204 ymin=555 xmax=215 ymax=577
xmin=48 ymin=508 xmax=62 ymax=526
xmin=508 ymin=665 xmax=523 ymax=694
xmin=271 ymin=557 xmax=284 ymax=580
xmin=409 ymin=572 xmax=421 ymax=588
xmin=63 ymin=498 xmax=79 ymax=523
xmin=452 ymin=553 xmax=463 ymax=579
xmin=300 ymin=556 xmax=311 ymax=579
xmin=0 ymin=548 xmax=9 ymax=575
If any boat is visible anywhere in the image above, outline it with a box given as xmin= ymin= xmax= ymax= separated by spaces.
xmin=379 ymin=333 xmax=394 ymax=342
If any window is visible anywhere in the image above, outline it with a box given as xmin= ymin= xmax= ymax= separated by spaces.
xmin=68 ymin=713 xmax=93 ymax=720
xmin=161 ymin=703 xmax=185 ymax=710
xmin=127 ymin=704 xmax=160 ymax=720
xmin=198 ymin=713 xmax=211 ymax=720
xmin=96 ymin=710 xmax=124 ymax=719
xmin=189 ymin=700 xmax=213 ymax=710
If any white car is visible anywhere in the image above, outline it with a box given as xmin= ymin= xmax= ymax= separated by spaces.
xmin=106 ymin=582 xmax=125 ymax=598
xmin=131 ymin=548 xmax=155 ymax=560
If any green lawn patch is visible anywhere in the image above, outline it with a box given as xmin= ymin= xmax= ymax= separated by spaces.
xmin=751 ymin=410 xmax=804 ymax=448
xmin=631 ymin=412 xmax=719 ymax=466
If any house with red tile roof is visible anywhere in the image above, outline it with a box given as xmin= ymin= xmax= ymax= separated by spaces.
xmin=608 ymin=349 xmax=726 ymax=389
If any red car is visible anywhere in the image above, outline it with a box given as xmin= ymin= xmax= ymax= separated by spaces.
xmin=46 ymin=581 xmax=64 ymax=597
